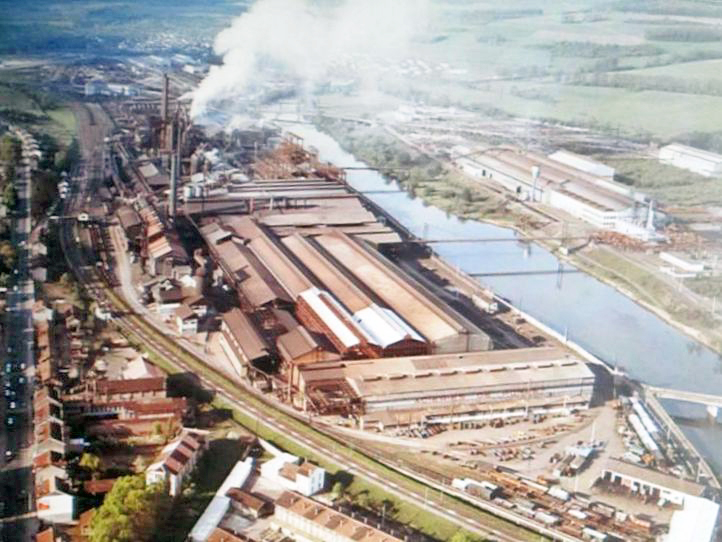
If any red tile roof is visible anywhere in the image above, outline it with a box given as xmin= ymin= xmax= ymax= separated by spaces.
xmin=83 ymin=478 xmax=117 ymax=495
xmin=96 ymin=377 xmax=166 ymax=396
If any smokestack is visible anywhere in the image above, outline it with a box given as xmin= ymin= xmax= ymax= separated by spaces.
xmin=169 ymin=113 xmax=182 ymax=223
xmin=161 ymin=73 xmax=169 ymax=124
xmin=169 ymin=147 xmax=178 ymax=222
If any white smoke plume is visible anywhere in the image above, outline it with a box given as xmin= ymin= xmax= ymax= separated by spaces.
xmin=191 ymin=0 xmax=431 ymax=119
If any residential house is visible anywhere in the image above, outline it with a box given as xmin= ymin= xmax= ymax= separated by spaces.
xmin=226 ymin=488 xmax=273 ymax=519
xmin=260 ymin=454 xmax=325 ymax=497
xmin=175 ymin=304 xmax=199 ymax=335
xmin=94 ymin=376 xmax=166 ymax=402
xmin=146 ymin=429 xmax=208 ymax=496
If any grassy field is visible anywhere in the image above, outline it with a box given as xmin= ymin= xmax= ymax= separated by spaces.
xmin=602 ymin=156 xmax=722 ymax=206
xmin=625 ymin=58 xmax=722 ymax=82
xmin=0 ymin=83 xmax=76 ymax=146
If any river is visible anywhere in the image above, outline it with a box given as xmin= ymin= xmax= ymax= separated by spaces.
xmin=282 ymin=122 xmax=722 ymax=474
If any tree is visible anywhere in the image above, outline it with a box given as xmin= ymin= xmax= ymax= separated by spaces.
xmin=3 ymin=183 xmax=17 ymax=210
xmin=0 ymin=242 xmax=16 ymax=273
xmin=79 ymin=453 xmax=102 ymax=478
xmin=331 ymin=481 xmax=345 ymax=498
xmin=90 ymin=475 xmax=171 ymax=542
xmin=0 ymin=135 xmax=21 ymax=164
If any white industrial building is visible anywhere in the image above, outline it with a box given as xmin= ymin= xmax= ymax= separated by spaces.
xmin=260 ymin=453 xmax=325 ymax=497
xmin=659 ymin=144 xmax=722 ymax=177
xmin=599 ymin=459 xmax=719 ymax=542
xmin=549 ymin=150 xmax=616 ymax=180
xmin=454 ymin=146 xmax=657 ymax=240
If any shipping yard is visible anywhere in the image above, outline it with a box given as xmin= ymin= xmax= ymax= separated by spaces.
xmin=2 ymin=7 xmax=722 ymax=541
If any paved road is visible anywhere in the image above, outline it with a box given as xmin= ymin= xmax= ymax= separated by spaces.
xmin=1 ymin=128 xmax=39 ymax=541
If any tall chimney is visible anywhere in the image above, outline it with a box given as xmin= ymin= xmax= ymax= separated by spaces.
xmin=169 ymin=146 xmax=177 ymax=222
xmin=169 ymin=112 xmax=182 ymax=223
xmin=161 ymin=73 xmax=169 ymax=124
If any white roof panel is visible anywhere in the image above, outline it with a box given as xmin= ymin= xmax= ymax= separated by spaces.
xmin=666 ymin=496 xmax=719 ymax=542
xmin=299 ymin=288 xmax=363 ymax=349
xmin=353 ymin=304 xmax=424 ymax=348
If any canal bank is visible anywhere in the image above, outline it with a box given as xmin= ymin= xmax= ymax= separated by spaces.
xmin=280 ymin=121 xmax=722 ymax=478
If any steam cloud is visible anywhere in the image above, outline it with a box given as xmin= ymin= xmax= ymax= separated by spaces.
xmin=190 ymin=0 xmax=431 ymax=119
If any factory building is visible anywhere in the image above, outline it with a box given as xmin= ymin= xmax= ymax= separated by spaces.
xmin=298 ymin=347 xmax=595 ymax=425
xmin=201 ymin=215 xmax=490 ymax=385
xmin=220 ymin=309 xmax=270 ymax=377
xmin=314 ymin=232 xmax=490 ymax=354
xmin=659 ymin=143 xmax=722 ymax=177
xmin=548 ymin=150 xmax=615 ymax=180
xmin=456 ymin=147 xmax=654 ymax=238
xmin=600 ymin=458 xmax=705 ymax=506
xmin=282 ymin=234 xmax=429 ymax=358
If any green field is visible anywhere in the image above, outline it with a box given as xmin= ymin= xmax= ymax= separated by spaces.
xmin=626 ymin=58 xmax=722 ymax=82
xmin=0 ymin=82 xmax=76 ymax=146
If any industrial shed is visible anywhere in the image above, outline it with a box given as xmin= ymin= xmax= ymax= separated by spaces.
xmin=219 ymin=309 xmax=270 ymax=377
xmin=299 ymin=347 xmax=595 ymax=424
xmin=659 ymin=143 xmax=722 ymax=177
xmin=315 ymin=232 xmax=491 ymax=354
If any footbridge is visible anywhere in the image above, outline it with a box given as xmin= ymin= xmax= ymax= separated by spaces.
xmin=646 ymin=386 xmax=722 ymax=419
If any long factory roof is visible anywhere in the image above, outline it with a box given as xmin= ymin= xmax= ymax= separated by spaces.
xmin=300 ymin=347 xmax=594 ymax=400
xmin=281 ymin=234 xmax=424 ymax=347
xmin=661 ymin=143 xmax=722 ymax=163
xmin=247 ymin=235 xmax=313 ymax=299
xmin=222 ymin=309 xmax=269 ymax=362
xmin=472 ymin=147 xmax=634 ymax=212
xmin=282 ymin=234 xmax=372 ymax=313
xmin=315 ymin=232 xmax=476 ymax=343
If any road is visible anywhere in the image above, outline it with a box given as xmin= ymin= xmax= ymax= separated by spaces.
xmin=56 ymin=105 xmax=581 ymax=542
xmin=0 ymin=127 xmax=40 ymax=541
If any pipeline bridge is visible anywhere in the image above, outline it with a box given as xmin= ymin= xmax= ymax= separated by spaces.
xmin=423 ymin=235 xmax=588 ymax=244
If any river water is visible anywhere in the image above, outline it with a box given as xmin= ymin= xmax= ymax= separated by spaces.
xmin=283 ymin=122 xmax=722 ymax=473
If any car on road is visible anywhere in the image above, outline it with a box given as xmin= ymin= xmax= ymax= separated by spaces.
xmin=5 ymin=450 xmax=14 ymax=461
xmin=4 ymin=363 xmax=11 ymax=374
xmin=4 ymin=389 xmax=15 ymax=398
xmin=6 ymin=416 xmax=15 ymax=427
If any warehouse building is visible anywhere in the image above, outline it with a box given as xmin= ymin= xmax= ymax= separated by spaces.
xmin=456 ymin=147 xmax=653 ymax=238
xmin=659 ymin=143 xmax=722 ymax=177
xmin=220 ymin=309 xmax=270 ymax=377
xmin=282 ymin=234 xmax=429 ymax=358
xmin=298 ymin=347 xmax=595 ymax=425
xmin=598 ymin=459 xmax=719 ymax=542
xmin=548 ymin=150 xmax=615 ymax=180
xmin=314 ymin=232 xmax=490 ymax=354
